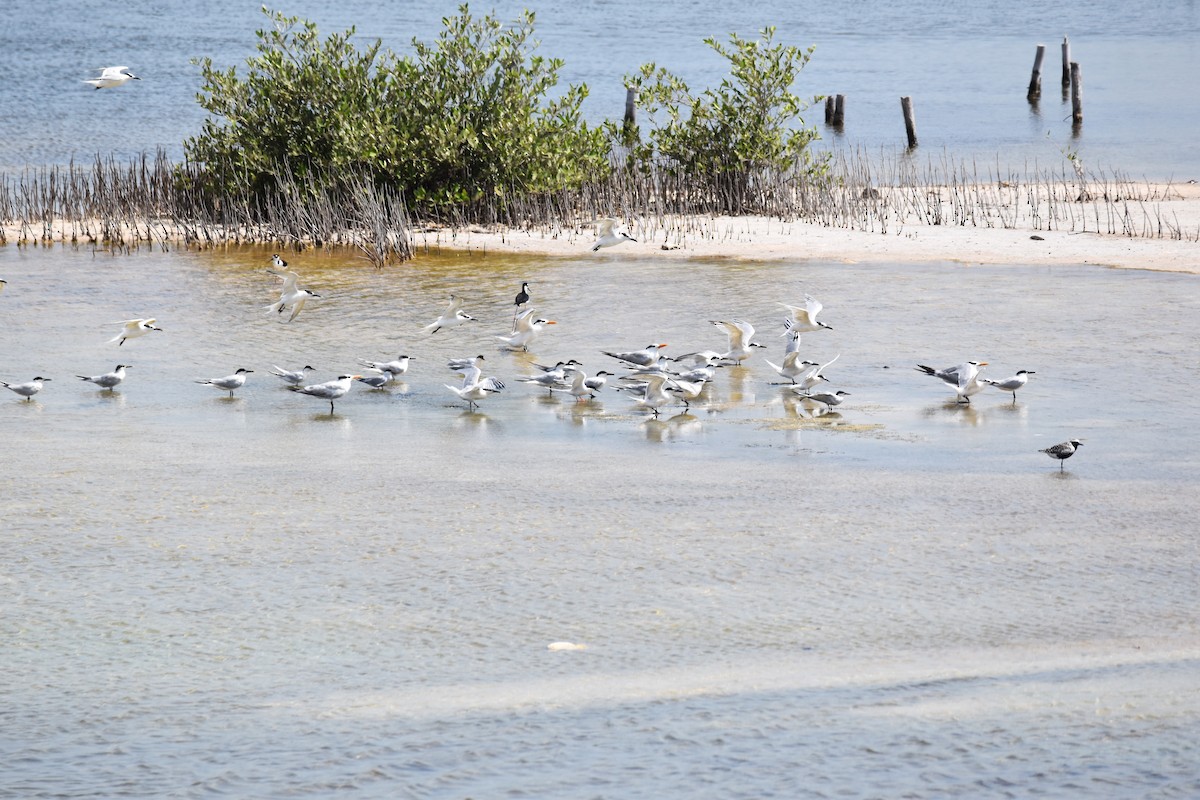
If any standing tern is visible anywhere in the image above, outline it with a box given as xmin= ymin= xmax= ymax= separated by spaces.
xmin=356 ymin=355 xmax=414 ymax=379
xmin=584 ymin=370 xmax=613 ymax=395
xmin=518 ymin=362 xmax=572 ymax=394
xmin=711 ymin=319 xmax=765 ymax=363
xmin=589 ymin=217 xmax=637 ymax=251
xmin=355 ymin=372 xmax=392 ymax=389
xmin=290 ymin=374 xmax=360 ymax=413
xmin=445 ymin=376 xmax=505 ymax=410
xmin=496 ymin=308 xmax=555 ymax=351
xmin=195 ymin=368 xmax=253 ymax=397
xmin=83 ymin=66 xmax=140 ymax=90
xmin=77 ymin=364 xmax=130 ymax=390
xmin=268 ymin=364 xmax=316 ymax=385
xmin=2 ymin=377 xmax=50 ymax=400
xmin=109 ymin=318 xmax=161 ymax=346
xmin=984 ymin=370 xmax=1036 ymax=402
xmin=626 ymin=373 xmax=674 ymax=416
xmin=271 ymin=253 xmax=288 ymax=269
xmin=1040 ymin=439 xmax=1083 ymax=471
xmin=915 ymin=361 xmax=989 ymax=404
xmin=794 ymin=388 xmax=851 ymax=408
xmin=603 ymin=343 xmax=668 ymax=367
xmin=550 ymin=367 xmax=595 ymax=402
xmin=423 ymin=295 xmax=477 ymax=334
xmin=779 ymin=294 xmax=833 ymax=333
xmin=668 ymin=378 xmax=708 ymax=409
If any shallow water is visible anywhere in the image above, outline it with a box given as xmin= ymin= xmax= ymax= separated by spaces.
xmin=2 ymin=244 xmax=1198 ymax=796
xmin=1 ymin=0 xmax=1199 ymax=178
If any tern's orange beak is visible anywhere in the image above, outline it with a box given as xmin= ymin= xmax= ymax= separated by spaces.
xmin=545 ymin=320 xmax=557 ymax=324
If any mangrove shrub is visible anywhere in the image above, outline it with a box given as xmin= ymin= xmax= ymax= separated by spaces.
xmin=625 ymin=27 xmax=826 ymax=211
xmin=185 ymin=6 xmax=610 ymax=212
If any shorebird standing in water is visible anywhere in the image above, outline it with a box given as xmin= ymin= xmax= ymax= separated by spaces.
xmin=984 ymin=370 xmax=1036 ymax=402
xmin=915 ymin=361 xmax=989 ymax=404
xmin=77 ymin=364 xmax=130 ymax=390
xmin=2 ymin=376 xmax=50 ymax=400
xmin=512 ymin=282 xmax=530 ymax=331
xmin=196 ymin=368 xmax=253 ymax=397
xmin=1040 ymin=439 xmax=1083 ymax=471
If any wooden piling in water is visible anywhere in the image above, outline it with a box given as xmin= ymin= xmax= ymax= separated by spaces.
xmin=901 ymin=96 xmax=917 ymax=149
xmin=833 ymin=94 xmax=845 ymax=127
xmin=1027 ymin=44 xmax=1045 ymax=101
xmin=1061 ymin=36 xmax=1071 ymax=90
xmin=825 ymin=95 xmax=834 ymax=125
xmin=1070 ymin=61 xmax=1083 ymax=126
xmin=623 ymin=87 xmax=637 ymax=130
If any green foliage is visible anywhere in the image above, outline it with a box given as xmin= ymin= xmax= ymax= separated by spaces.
xmin=187 ymin=10 xmax=395 ymax=197
xmin=185 ymin=6 xmax=609 ymax=211
xmin=624 ymin=27 xmax=826 ymax=190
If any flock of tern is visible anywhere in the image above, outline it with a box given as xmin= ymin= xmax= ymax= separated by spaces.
xmin=2 ymin=221 xmax=1082 ymax=469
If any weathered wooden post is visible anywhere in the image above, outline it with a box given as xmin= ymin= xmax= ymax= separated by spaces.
xmin=901 ymin=96 xmax=918 ymax=148
xmin=1061 ymin=36 xmax=1071 ymax=90
xmin=833 ymin=94 xmax=845 ymax=127
xmin=623 ymin=87 xmax=637 ymax=130
xmin=1070 ymin=61 xmax=1083 ymax=127
xmin=1027 ymin=44 xmax=1045 ymax=101
xmin=825 ymin=95 xmax=834 ymax=125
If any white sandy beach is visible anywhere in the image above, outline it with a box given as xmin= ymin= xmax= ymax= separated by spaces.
xmin=415 ymin=182 xmax=1200 ymax=273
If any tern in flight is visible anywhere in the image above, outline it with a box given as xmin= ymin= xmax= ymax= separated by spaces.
xmin=423 ymin=295 xmax=477 ymax=334
xmin=779 ymin=294 xmax=833 ymax=333
xmin=83 ymin=66 xmax=140 ymax=90
xmin=109 ymin=318 xmax=161 ymax=346
xmin=265 ymin=268 xmax=320 ymax=322
xmin=589 ymin=217 xmax=637 ymax=251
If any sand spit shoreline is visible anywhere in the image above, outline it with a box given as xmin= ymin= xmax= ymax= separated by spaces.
xmin=4 ymin=183 xmax=1198 ymax=274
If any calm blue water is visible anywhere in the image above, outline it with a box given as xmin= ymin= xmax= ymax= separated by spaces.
xmin=1 ymin=0 xmax=1199 ymax=178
